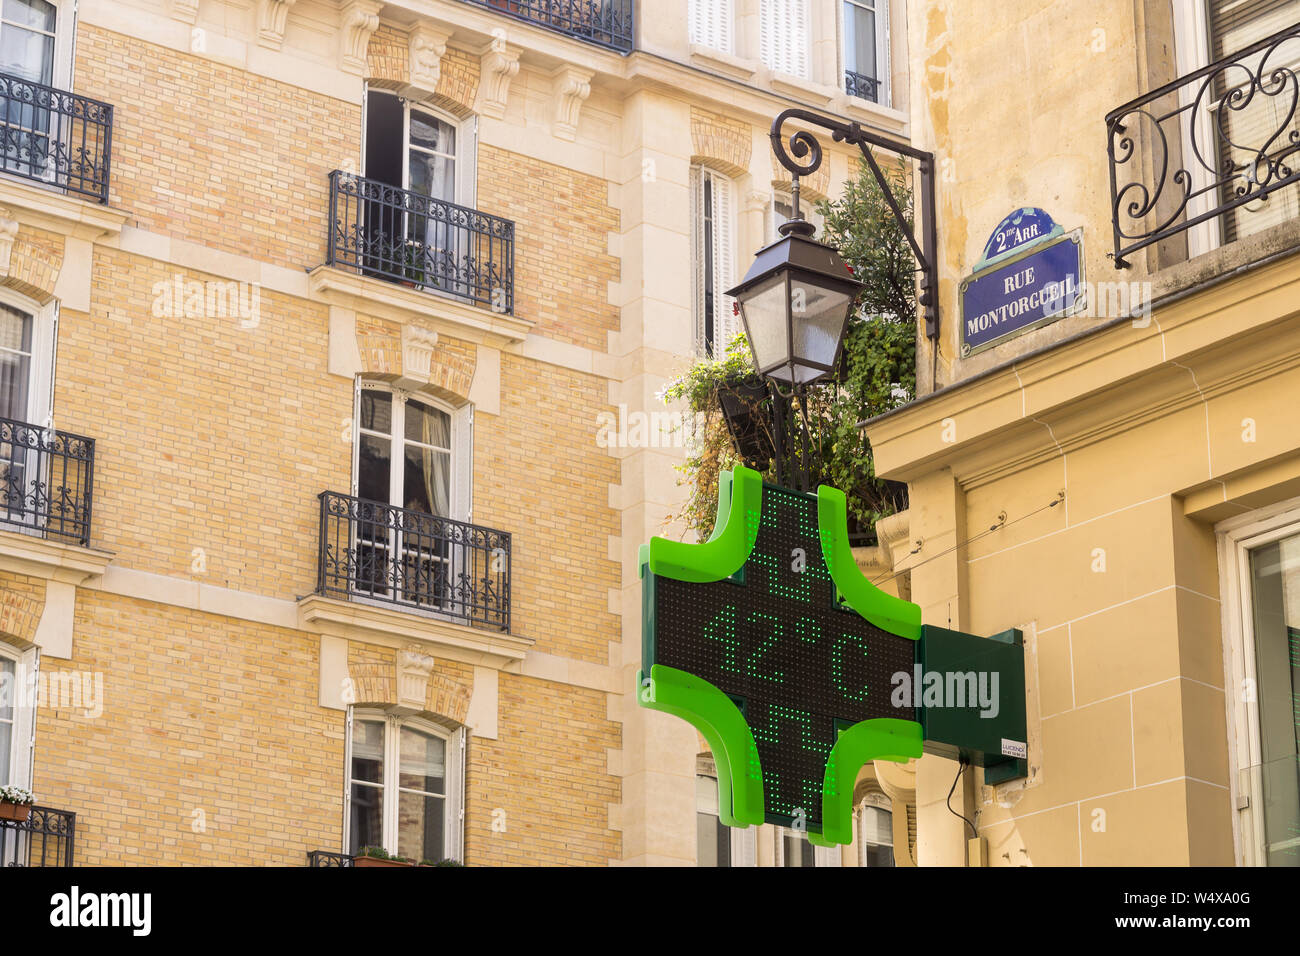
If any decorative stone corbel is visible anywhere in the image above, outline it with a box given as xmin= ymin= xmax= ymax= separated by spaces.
xmin=339 ymin=0 xmax=383 ymax=76
xmin=551 ymin=64 xmax=593 ymax=142
xmin=257 ymin=0 xmax=297 ymax=50
xmin=171 ymin=0 xmax=199 ymax=24
xmin=400 ymin=324 xmax=439 ymax=384
xmin=479 ymin=36 xmax=520 ymax=120
xmin=0 ymin=208 xmax=17 ymax=278
xmin=408 ymin=23 xmax=452 ymax=95
xmin=397 ymin=645 xmax=437 ymax=712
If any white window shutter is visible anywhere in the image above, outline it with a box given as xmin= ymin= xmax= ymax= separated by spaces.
xmin=453 ymin=404 xmax=474 ymax=524
xmin=690 ymin=166 xmax=707 ymax=354
xmin=731 ymin=825 xmax=758 ymax=867
xmin=880 ymin=0 xmax=891 ymax=107
xmin=761 ymin=0 xmax=810 ymax=77
xmin=452 ymin=728 xmax=467 ymax=862
xmin=690 ymin=0 xmax=734 ymax=53
xmin=814 ymin=843 xmax=839 ymax=867
xmin=711 ymin=172 xmax=737 ymax=351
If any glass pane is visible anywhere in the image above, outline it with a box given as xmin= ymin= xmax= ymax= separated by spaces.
xmin=0 ymin=656 xmax=12 ymax=784
xmin=348 ymin=783 xmax=383 ymax=856
xmin=3 ymin=0 xmax=56 ymax=32
xmin=409 ymin=150 xmax=455 ymax=204
xmin=1248 ymin=535 xmax=1300 ymax=866
xmin=409 ymin=111 xmax=455 ymax=156
xmin=359 ymin=390 xmax=392 ymax=435
xmin=350 ymin=719 xmax=384 ymax=784
xmin=0 ymin=27 xmax=52 ymax=84
xmin=397 ymin=790 xmax=445 ymax=863
xmin=403 ymin=444 xmax=449 ymax=517
xmin=864 ymin=843 xmax=895 ymax=867
xmin=404 ymin=400 xmax=450 ymax=447
xmin=357 ymin=435 xmax=391 ymax=505
xmin=398 ymin=725 xmax=445 ymax=794
xmin=844 ymin=2 xmax=877 ymax=79
xmin=0 ymin=304 xmax=32 ymax=422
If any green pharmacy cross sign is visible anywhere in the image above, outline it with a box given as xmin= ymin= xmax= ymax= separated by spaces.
xmin=638 ymin=466 xmax=1028 ymax=847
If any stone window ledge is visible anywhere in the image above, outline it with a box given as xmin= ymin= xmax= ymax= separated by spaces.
xmin=308 ymin=264 xmax=533 ymax=347
xmin=297 ymin=593 xmax=534 ymax=671
xmin=0 ymin=527 xmax=114 ymax=585
xmin=0 ymin=177 xmax=129 ymax=242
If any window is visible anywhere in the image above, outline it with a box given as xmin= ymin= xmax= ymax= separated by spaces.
xmin=760 ymin=0 xmax=810 ymax=78
xmin=0 ymin=0 xmax=74 ymax=184
xmin=1221 ymin=505 xmax=1300 ymax=866
xmin=690 ymin=166 xmax=738 ymax=358
xmin=0 ymin=643 xmax=35 ymax=790
xmin=361 ymin=90 xmax=479 ymax=297
xmin=346 ymin=711 xmax=464 ymax=863
xmin=843 ymin=0 xmax=889 ymax=105
xmin=350 ymin=383 xmax=473 ymax=609
xmin=695 ymin=770 xmax=756 ymax=866
xmin=857 ymin=794 xmax=895 ymax=866
xmin=777 ymin=827 xmax=838 ymax=866
xmin=0 ymin=292 xmax=55 ymax=535
xmin=688 ymin=0 xmax=734 ymax=54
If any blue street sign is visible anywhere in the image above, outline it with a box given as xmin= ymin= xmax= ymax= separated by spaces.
xmin=960 ymin=229 xmax=1085 ymax=356
xmin=975 ymin=207 xmax=1064 ymax=270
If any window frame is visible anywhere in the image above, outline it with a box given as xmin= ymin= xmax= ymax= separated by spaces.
xmin=0 ymin=0 xmax=75 ymax=89
xmin=690 ymin=165 xmax=738 ymax=359
xmin=0 ymin=287 xmax=57 ymax=431
xmin=343 ymin=707 xmax=465 ymax=864
xmin=0 ymin=642 xmax=37 ymax=791
xmin=695 ymin=758 xmax=755 ymax=866
xmin=352 ymin=380 xmax=473 ymax=525
xmin=361 ymin=88 xmax=478 ymax=211
xmin=1217 ymin=496 xmax=1300 ymax=866
xmin=856 ymin=791 xmax=895 ymax=867
xmin=840 ymin=0 xmax=891 ymax=107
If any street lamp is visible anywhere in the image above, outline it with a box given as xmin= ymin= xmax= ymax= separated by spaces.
xmin=726 ymin=212 xmax=863 ymax=389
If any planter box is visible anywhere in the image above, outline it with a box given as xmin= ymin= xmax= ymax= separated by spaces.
xmin=354 ymin=855 xmax=412 ymax=867
xmin=0 ymin=803 xmax=32 ymax=823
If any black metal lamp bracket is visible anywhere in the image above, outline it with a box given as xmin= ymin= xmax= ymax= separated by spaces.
xmin=770 ymin=108 xmax=941 ymax=340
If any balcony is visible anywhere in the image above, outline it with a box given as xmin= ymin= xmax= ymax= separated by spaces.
xmin=844 ymin=69 xmax=880 ymax=104
xmin=326 ymin=171 xmax=515 ymax=315
xmin=0 ymin=70 xmax=112 ymax=204
xmin=315 ymin=491 xmax=512 ymax=632
xmin=1106 ymin=23 xmax=1300 ymax=267
xmin=0 ymin=417 xmax=95 ymax=546
xmin=0 ymin=806 xmax=76 ymax=866
xmin=464 ymin=0 xmax=634 ymax=54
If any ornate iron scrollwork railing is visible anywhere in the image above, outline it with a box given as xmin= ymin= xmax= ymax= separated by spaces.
xmin=307 ymin=849 xmax=355 ymax=866
xmin=0 ymin=806 xmax=76 ymax=866
xmin=0 ymin=70 xmax=112 ymax=203
xmin=465 ymin=0 xmax=634 ymax=53
xmin=327 ymin=170 xmax=515 ymax=314
xmin=0 ymin=417 xmax=95 ymax=546
xmin=1106 ymin=23 xmax=1300 ymax=266
xmin=844 ymin=70 xmax=880 ymax=103
xmin=316 ymin=491 xmax=512 ymax=632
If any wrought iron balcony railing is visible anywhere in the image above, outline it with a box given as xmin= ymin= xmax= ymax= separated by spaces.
xmin=0 ymin=70 xmax=112 ymax=203
xmin=308 ymin=850 xmax=355 ymax=867
xmin=0 ymin=417 xmax=95 ymax=546
xmin=1106 ymin=23 xmax=1300 ymax=267
xmin=316 ymin=491 xmax=512 ymax=632
xmin=844 ymin=69 xmax=880 ymax=104
xmin=466 ymin=0 xmax=634 ymax=53
xmin=327 ymin=171 xmax=515 ymax=314
xmin=1 ymin=806 xmax=76 ymax=866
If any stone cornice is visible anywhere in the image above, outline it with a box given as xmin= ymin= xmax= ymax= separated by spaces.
xmin=0 ymin=178 xmax=129 ymax=242
xmin=297 ymin=593 xmax=534 ymax=670
xmin=865 ymin=253 xmax=1300 ymax=488
xmin=307 ymin=265 xmax=533 ymax=346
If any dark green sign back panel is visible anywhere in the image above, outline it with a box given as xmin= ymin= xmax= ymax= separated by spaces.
xmin=648 ymin=485 xmax=915 ymax=828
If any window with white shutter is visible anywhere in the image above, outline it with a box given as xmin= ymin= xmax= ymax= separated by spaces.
xmin=760 ymin=0 xmax=811 ymax=78
xmin=1206 ymin=0 xmax=1300 ymax=243
xmin=691 ymin=166 xmax=738 ymax=358
xmin=689 ymin=0 xmax=734 ymax=54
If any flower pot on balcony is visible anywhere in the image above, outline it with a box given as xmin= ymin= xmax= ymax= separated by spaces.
xmin=0 ymin=802 xmax=32 ymax=823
